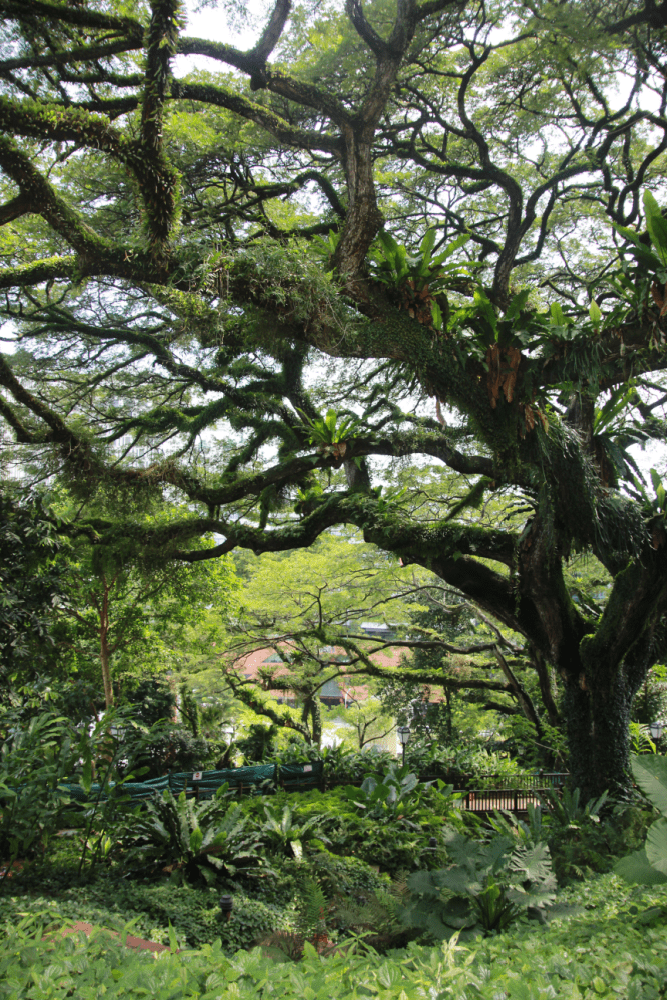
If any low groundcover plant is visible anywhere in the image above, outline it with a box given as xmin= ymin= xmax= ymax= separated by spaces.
xmin=2 ymin=872 xmax=667 ymax=1000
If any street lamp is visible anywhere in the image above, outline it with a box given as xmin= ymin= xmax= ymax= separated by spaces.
xmin=650 ymin=721 xmax=664 ymax=741
xmin=397 ymin=726 xmax=410 ymax=766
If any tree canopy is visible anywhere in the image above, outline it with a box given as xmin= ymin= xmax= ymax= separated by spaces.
xmin=1 ymin=0 xmax=667 ymax=796
xmin=221 ymin=528 xmax=552 ymax=749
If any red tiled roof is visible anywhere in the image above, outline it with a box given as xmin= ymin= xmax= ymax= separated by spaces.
xmin=231 ymin=643 xmax=405 ymax=703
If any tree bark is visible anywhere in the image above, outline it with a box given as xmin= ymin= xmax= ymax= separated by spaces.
xmin=531 ymin=645 xmax=560 ymax=726
xmin=563 ymin=668 xmax=635 ymax=801
xmin=99 ymin=575 xmax=114 ymax=709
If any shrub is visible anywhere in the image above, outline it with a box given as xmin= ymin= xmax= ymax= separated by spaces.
xmin=487 ymin=789 xmax=653 ymax=885
xmin=402 ymin=829 xmax=557 ymax=939
xmin=257 ymin=803 xmax=329 ymax=859
xmin=538 ymin=786 xmax=652 ymax=884
xmin=0 ymin=713 xmax=78 ymax=862
xmin=121 ymin=725 xmax=210 ymax=779
xmin=118 ymin=788 xmax=263 ymax=885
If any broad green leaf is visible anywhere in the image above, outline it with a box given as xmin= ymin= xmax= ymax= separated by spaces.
xmin=430 ymin=300 xmax=443 ymax=330
xmin=420 ymin=227 xmax=436 ymax=263
xmin=615 ymin=848 xmax=667 ymax=885
xmin=612 ymin=223 xmax=644 ymax=247
xmin=324 ymin=409 xmax=337 ymax=436
xmin=377 ymin=230 xmax=400 ymax=259
xmin=430 ymin=232 xmax=471 ymax=266
xmin=190 ymin=826 xmax=203 ymax=854
xmin=623 ymin=243 xmax=663 ymax=268
xmin=395 ymin=242 xmax=408 ymax=278
xmin=646 ymin=818 xmax=667 ymax=874
xmin=377 ymin=963 xmax=403 ymax=988
xmin=167 ymin=920 xmax=179 ymax=953
xmin=473 ymin=288 xmax=497 ymax=333
xmin=589 ymin=300 xmax=602 ymax=326
xmin=290 ymin=839 xmax=303 ymax=860
xmin=643 ymin=190 xmax=667 ymax=266
xmin=550 ymin=303 xmax=565 ymax=326
xmin=650 ymin=468 xmax=663 ymax=494
xmin=80 ymin=757 xmax=93 ymax=796
xmin=505 ymin=289 xmax=531 ymax=322
xmin=593 ymin=386 xmax=634 ymax=434
xmin=631 ymin=754 xmax=667 ymax=814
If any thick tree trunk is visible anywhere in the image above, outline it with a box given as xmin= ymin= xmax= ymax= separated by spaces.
xmin=563 ymin=668 xmax=634 ymax=801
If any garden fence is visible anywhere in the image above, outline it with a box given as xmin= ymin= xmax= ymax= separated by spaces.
xmin=54 ymin=763 xmax=568 ymax=813
xmin=57 ymin=760 xmax=324 ymax=804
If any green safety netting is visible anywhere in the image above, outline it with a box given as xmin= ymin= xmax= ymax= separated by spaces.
xmin=56 ymin=760 xmax=323 ymax=803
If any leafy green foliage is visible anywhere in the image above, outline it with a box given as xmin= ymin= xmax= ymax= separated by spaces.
xmin=540 ymin=785 xmax=609 ymax=827
xmin=485 ymin=791 xmax=655 ymax=888
xmin=1 ymin=0 xmax=667 ymax=808
xmin=0 ymin=713 xmax=77 ymax=863
xmin=118 ymin=788 xmax=261 ymax=885
xmin=402 ymin=830 xmax=557 ymax=939
xmin=495 ymin=785 xmax=652 ymax=886
xmin=237 ymin=781 xmax=464 ymax=876
xmin=299 ymin=408 xmax=361 ymax=451
xmin=616 ymin=755 xmax=667 ymax=887
xmin=122 ymin=725 xmax=211 ymax=780
xmin=258 ymin=803 xmax=328 ymax=859
xmin=0 ymin=707 xmax=163 ymax=874
xmin=236 ymin=723 xmax=280 ymax=764
xmin=341 ymin=766 xmax=425 ymax=820
xmin=370 ymin=230 xmax=471 ymax=294
xmin=123 ymin=679 xmax=176 ymax=728
xmin=3 ymin=871 xmax=667 ymax=999
xmin=0 ymin=489 xmax=68 ymax=684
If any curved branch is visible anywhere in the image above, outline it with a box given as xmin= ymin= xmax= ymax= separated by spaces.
xmin=346 ymin=0 xmax=390 ymax=57
xmin=248 ymin=0 xmax=292 ymax=64
xmin=170 ymin=80 xmax=341 ymax=153
xmin=0 ymin=0 xmax=144 ymax=36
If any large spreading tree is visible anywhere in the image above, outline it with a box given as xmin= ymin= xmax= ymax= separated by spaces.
xmin=1 ymin=0 xmax=667 ymax=797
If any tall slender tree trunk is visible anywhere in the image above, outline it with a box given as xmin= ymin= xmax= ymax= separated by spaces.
xmin=444 ymin=686 xmax=452 ymax=743
xmin=99 ymin=576 xmax=114 ymax=709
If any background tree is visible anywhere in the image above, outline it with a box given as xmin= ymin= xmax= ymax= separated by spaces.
xmin=56 ymin=532 xmax=237 ymax=709
xmin=0 ymin=0 xmax=666 ymax=795
xmin=0 ymin=486 xmax=69 ymax=702
xmin=220 ymin=529 xmax=560 ymax=749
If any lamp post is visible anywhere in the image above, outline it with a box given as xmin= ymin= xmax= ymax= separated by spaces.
xmin=397 ymin=726 xmax=410 ymax=766
xmin=650 ymin=721 xmax=664 ymax=742
xmin=219 ymin=895 xmax=234 ymax=922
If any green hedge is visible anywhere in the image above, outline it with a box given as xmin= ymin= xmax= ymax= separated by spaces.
xmin=2 ymin=875 xmax=667 ymax=999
